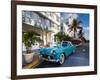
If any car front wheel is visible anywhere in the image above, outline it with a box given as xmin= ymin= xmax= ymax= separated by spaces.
xmin=58 ymin=53 xmax=65 ymax=65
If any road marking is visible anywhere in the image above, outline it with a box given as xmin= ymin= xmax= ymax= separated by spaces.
xmin=23 ymin=59 xmax=41 ymax=69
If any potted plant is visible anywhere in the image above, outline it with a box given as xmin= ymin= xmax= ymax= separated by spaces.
xmin=22 ymin=31 xmax=41 ymax=63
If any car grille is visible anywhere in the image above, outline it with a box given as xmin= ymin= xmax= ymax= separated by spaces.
xmin=42 ymin=54 xmax=54 ymax=59
xmin=42 ymin=54 xmax=48 ymax=58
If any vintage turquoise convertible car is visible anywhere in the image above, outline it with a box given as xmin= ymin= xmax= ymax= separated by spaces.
xmin=39 ymin=41 xmax=75 ymax=64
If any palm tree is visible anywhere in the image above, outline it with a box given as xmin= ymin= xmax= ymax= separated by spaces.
xmin=54 ymin=32 xmax=72 ymax=42
xmin=78 ymin=28 xmax=87 ymax=43
xmin=67 ymin=18 xmax=82 ymax=38
xmin=78 ymin=27 xmax=83 ymax=38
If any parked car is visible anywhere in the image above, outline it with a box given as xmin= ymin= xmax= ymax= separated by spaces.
xmin=39 ymin=41 xmax=76 ymax=65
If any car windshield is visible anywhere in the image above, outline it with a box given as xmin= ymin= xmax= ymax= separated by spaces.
xmin=62 ymin=42 xmax=68 ymax=47
xmin=50 ymin=43 xmax=58 ymax=47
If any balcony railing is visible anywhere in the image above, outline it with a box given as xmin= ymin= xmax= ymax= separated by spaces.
xmin=23 ymin=16 xmax=35 ymax=26
xmin=22 ymin=16 xmax=52 ymax=32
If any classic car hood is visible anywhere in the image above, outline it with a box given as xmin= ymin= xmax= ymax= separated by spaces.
xmin=40 ymin=47 xmax=58 ymax=55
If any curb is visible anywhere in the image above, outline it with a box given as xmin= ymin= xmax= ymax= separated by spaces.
xmin=23 ymin=59 xmax=41 ymax=69
xmin=23 ymin=54 xmax=42 ymax=69
xmin=75 ymin=43 xmax=83 ymax=47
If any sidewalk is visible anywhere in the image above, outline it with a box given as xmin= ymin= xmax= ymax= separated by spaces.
xmin=23 ymin=52 xmax=42 ymax=69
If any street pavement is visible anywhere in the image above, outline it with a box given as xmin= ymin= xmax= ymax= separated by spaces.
xmin=36 ymin=43 xmax=89 ymax=68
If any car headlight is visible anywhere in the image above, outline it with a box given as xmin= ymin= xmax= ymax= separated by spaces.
xmin=51 ymin=50 xmax=56 ymax=55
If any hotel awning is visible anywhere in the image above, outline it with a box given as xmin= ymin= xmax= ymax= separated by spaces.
xmin=22 ymin=23 xmax=53 ymax=35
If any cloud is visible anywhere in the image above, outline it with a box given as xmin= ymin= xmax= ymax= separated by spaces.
xmin=65 ymin=13 xmax=78 ymax=19
xmin=61 ymin=13 xmax=78 ymax=22
xmin=70 ymin=14 xmax=78 ymax=19
xmin=83 ymin=26 xmax=89 ymax=40
xmin=83 ymin=27 xmax=89 ymax=31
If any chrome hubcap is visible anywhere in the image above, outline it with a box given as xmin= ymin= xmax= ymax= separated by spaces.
xmin=59 ymin=54 xmax=64 ymax=64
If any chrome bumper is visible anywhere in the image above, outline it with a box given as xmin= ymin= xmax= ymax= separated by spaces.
xmin=39 ymin=55 xmax=59 ymax=62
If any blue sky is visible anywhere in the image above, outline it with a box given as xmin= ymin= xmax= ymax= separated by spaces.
xmin=60 ymin=13 xmax=90 ymax=40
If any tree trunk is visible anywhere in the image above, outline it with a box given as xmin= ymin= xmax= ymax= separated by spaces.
xmin=74 ymin=32 xmax=76 ymax=38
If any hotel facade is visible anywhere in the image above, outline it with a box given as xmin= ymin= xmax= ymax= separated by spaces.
xmin=22 ymin=11 xmax=60 ymax=45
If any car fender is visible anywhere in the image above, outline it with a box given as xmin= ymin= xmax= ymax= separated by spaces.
xmin=54 ymin=47 xmax=65 ymax=60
